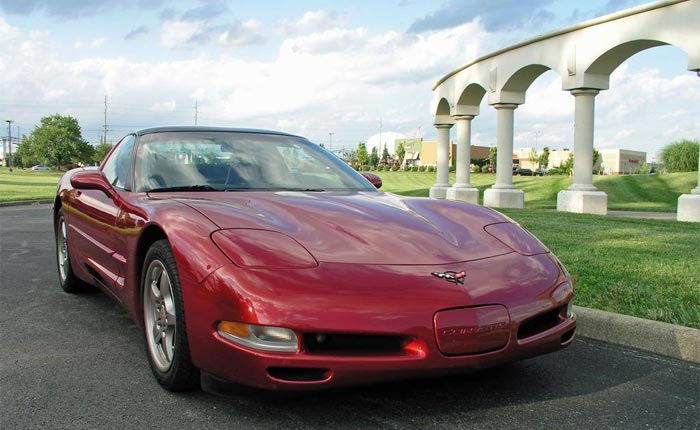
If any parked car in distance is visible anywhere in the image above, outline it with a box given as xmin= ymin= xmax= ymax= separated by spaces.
xmin=31 ymin=165 xmax=51 ymax=171
xmin=513 ymin=168 xmax=542 ymax=176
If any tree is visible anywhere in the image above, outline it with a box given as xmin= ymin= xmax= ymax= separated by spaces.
xmin=488 ymin=146 xmax=497 ymax=170
xmin=93 ymin=142 xmax=113 ymax=165
xmin=20 ymin=114 xmax=93 ymax=169
xmin=538 ymin=147 xmax=550 ymax=171
xmin=356 ymin=142 xmax=369 ymax=170
xmin=381 ymin=144 xmax=390 ymax=164
xmin=593 ymin=148 xmax=601 ymax=171
xmin=396 ymin=142 xmax=406 ymax=168
xmin=560 ymin=152 xmax=574 ymax=175
xmin=528 ymin=149 xmax=539 ymax=170
xmin=369 ymin=146 xmax=379 ymax=166
xmin=662 ymin=139 xmax=699 ymax=172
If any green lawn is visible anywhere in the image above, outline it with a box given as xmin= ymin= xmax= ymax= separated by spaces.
xmin=377 ymin=171 xmax=697 ymax=211
xmin=500 ymin=209 xmax=700 ymax=329
xmin=0 ymin=168 xmax=63 ymax=202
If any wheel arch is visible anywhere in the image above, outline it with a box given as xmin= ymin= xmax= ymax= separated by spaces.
xmin=133 ymin=224 xmax=168 ymax=326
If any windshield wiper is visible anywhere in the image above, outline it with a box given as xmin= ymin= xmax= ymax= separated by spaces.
xmin=148 ymin=185 xmax=219 ymax=192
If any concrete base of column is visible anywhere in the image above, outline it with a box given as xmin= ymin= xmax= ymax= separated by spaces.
xmin=557 ymin=190 xmax=607 ymax=215
xmin=446 ymin=187 xmax=479 ymax=204
xmin=429 ymin=186 xmax=450 ymax=199
xmin=677 ymin=193 xmax=700 ymax=222
xmin=483 ymin=188 xmax=524 ymax=209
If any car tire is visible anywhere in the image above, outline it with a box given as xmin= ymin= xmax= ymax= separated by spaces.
xmin=142 ymin=239 xmax=199 ymax=391
xmin=55 ymin=208 xmax=88 ymax=293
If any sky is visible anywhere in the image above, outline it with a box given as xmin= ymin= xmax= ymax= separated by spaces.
xmin=0 ymin=0 xmax=698 ymax=161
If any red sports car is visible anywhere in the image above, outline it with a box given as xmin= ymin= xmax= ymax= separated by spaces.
xmin=54 ymin=127 xmax=576 ymax=392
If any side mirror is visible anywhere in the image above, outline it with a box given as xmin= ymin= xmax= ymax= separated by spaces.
xmin=71 ymin=171 xmax=118 ymax=199
xmin=361 ymin=172 xmax=382 ymax=189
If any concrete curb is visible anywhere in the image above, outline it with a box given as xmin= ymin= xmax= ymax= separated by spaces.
xmin=574 ymin=305 xmax=700 ymax=363
xmin=0 ymin=199 xmax=53 ymax=207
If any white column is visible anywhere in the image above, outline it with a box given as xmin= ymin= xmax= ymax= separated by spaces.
xmin=569 ymin=89 xmax=599 ymax=191
xmin=557 ymin=88 xmax=607 ymax=215
xmin=483 ymin=104 xmax=524 ymax=208
xmin=447 ymin=115 xmax=479 ymax=204
xmin=429 ymin=124 xmax=452 ymax=199
xmin=677 ymin=91 xmax=700 ymax=222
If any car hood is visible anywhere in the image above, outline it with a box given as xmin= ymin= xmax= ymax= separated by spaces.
xmin=173 ymin=191 xmax=513 ymax=265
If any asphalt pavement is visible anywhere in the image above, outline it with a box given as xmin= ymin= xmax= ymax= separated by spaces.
xmin=1 ymin=205 xmax=698 ymax=430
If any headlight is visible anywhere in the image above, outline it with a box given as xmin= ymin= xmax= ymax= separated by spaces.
xmin=484 ymin=222 xmax=549 ymax=256
xmin=211 ymin=229 xmax=317 ymax=269
xmin=217 ymin=321 xmax=299 ymax=352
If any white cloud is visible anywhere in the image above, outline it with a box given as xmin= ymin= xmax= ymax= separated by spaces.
xmin=0 ymin=17 xmax=20 ymax=42
xmin=91 ymin=37 xmax=105 ymax=47
xmin=150 ymin=100 xmax=177 ymax=112
xmin=160 ymin=20 xmax=205 ymax=48
xmin=2 ymin=15 xmax=696 ymax=158
xmin=217 ymin=19 xmax=264 ymax=47
xmin=278 ymin=10 xmax=344 ymax=35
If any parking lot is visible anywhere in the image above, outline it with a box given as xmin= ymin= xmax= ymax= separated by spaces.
xmin=1 ymin=204 xmax=698 ymax=430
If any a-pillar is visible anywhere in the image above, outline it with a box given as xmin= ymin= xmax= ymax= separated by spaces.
xmin=429 ymin=123 xmax=453 ymax=199
xmin=677 ymin=134 xmax=700 ymax=222
xmin=446 ymin=115 xmax=479 ymax=204
xmin=484 ymin=104 xmax=524 ymax=208
xmin=557 ymin=88 xmax=607 ymax=214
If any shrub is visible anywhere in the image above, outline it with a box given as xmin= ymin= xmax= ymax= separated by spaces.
xmin=418 ymin=165 xmax=426 ymax=172
xmin=661 ymin=140 xmax=699 ymax=172
xmin=427 ymin=165 xmax=435 ymax=172
xmin=481 ymin=165 xmax=489 ymax=173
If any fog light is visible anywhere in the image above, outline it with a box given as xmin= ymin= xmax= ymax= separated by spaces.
xmin=217 ymin=321 xmax=298 ymax=352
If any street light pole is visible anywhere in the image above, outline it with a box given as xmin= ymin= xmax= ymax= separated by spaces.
xmin=328 ymin=132 xmax=334 ymax=154
xmin=6 ymin=120 xmax=13 ymax=172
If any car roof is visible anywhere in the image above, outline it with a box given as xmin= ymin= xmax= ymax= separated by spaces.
xmin=134 ymin=126 xmax=301 ymax=138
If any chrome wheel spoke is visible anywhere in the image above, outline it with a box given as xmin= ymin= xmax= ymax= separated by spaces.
xmin=153 ymin=323 xmax=163 ymax=344
xmin=163 ymin=329 xmax=174 ymax=362
xmin=159 ymin=272 xmax=173 ymax=308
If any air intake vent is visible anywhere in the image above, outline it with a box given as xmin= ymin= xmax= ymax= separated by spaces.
xmin=518 ymin=307 xmax=564 ymax=339
xmin=303 ymin=333 xmax=405 ymax=354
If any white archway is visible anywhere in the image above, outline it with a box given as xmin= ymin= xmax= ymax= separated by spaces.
xmin=431 ymin=0 xmax=700 ymax=219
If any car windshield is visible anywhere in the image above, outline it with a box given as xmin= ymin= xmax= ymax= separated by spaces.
xmin=134 ymin=131 xmax=376 ymax=193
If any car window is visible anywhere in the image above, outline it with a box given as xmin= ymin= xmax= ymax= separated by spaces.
xmin=102 ymin=135 xmax=136 ymax=190
xmin=134 ymin=131 xmax=374 ymax=192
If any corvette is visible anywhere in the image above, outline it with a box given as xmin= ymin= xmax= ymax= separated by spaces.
xmin=54 ymin=126 xmax=576 ymax=392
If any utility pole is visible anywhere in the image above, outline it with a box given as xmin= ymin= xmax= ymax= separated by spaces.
xmin=534 ymin=130 xmax=541 ymax=152
xmin=379 ymin=117 xmax=382 ymax=152
xmin=5 ymin=120 xmax=13 ymax=172
xmin=328 ymin=132 xmax=334 ymax=153
xmin=195 ymin=101 xmax=198 ymax=125
xmin=103 ymin=95 xmax=108 ymax=145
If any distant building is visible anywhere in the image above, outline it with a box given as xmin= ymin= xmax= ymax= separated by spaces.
xmin=515 ymin=147 xmax=646 ymax=174
xmin=395 ymin=138 xmax=489 ymax=167
xmin=599 ymin=149 xmax=647 ymax=174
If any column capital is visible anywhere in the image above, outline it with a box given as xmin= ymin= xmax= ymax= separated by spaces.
xmin=492 ymin=103 xmax=518 ymax=110
xmin=453 ymin=114 xmax=475 ymax=121
xmin=570 ymin=88 xmax=600 ymax=97
xmin=434 ymin=123 xmax=453 ymax=129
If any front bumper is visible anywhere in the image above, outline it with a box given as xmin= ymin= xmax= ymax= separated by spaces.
xmin=182 ymin=252 xmax=576 ymax=390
